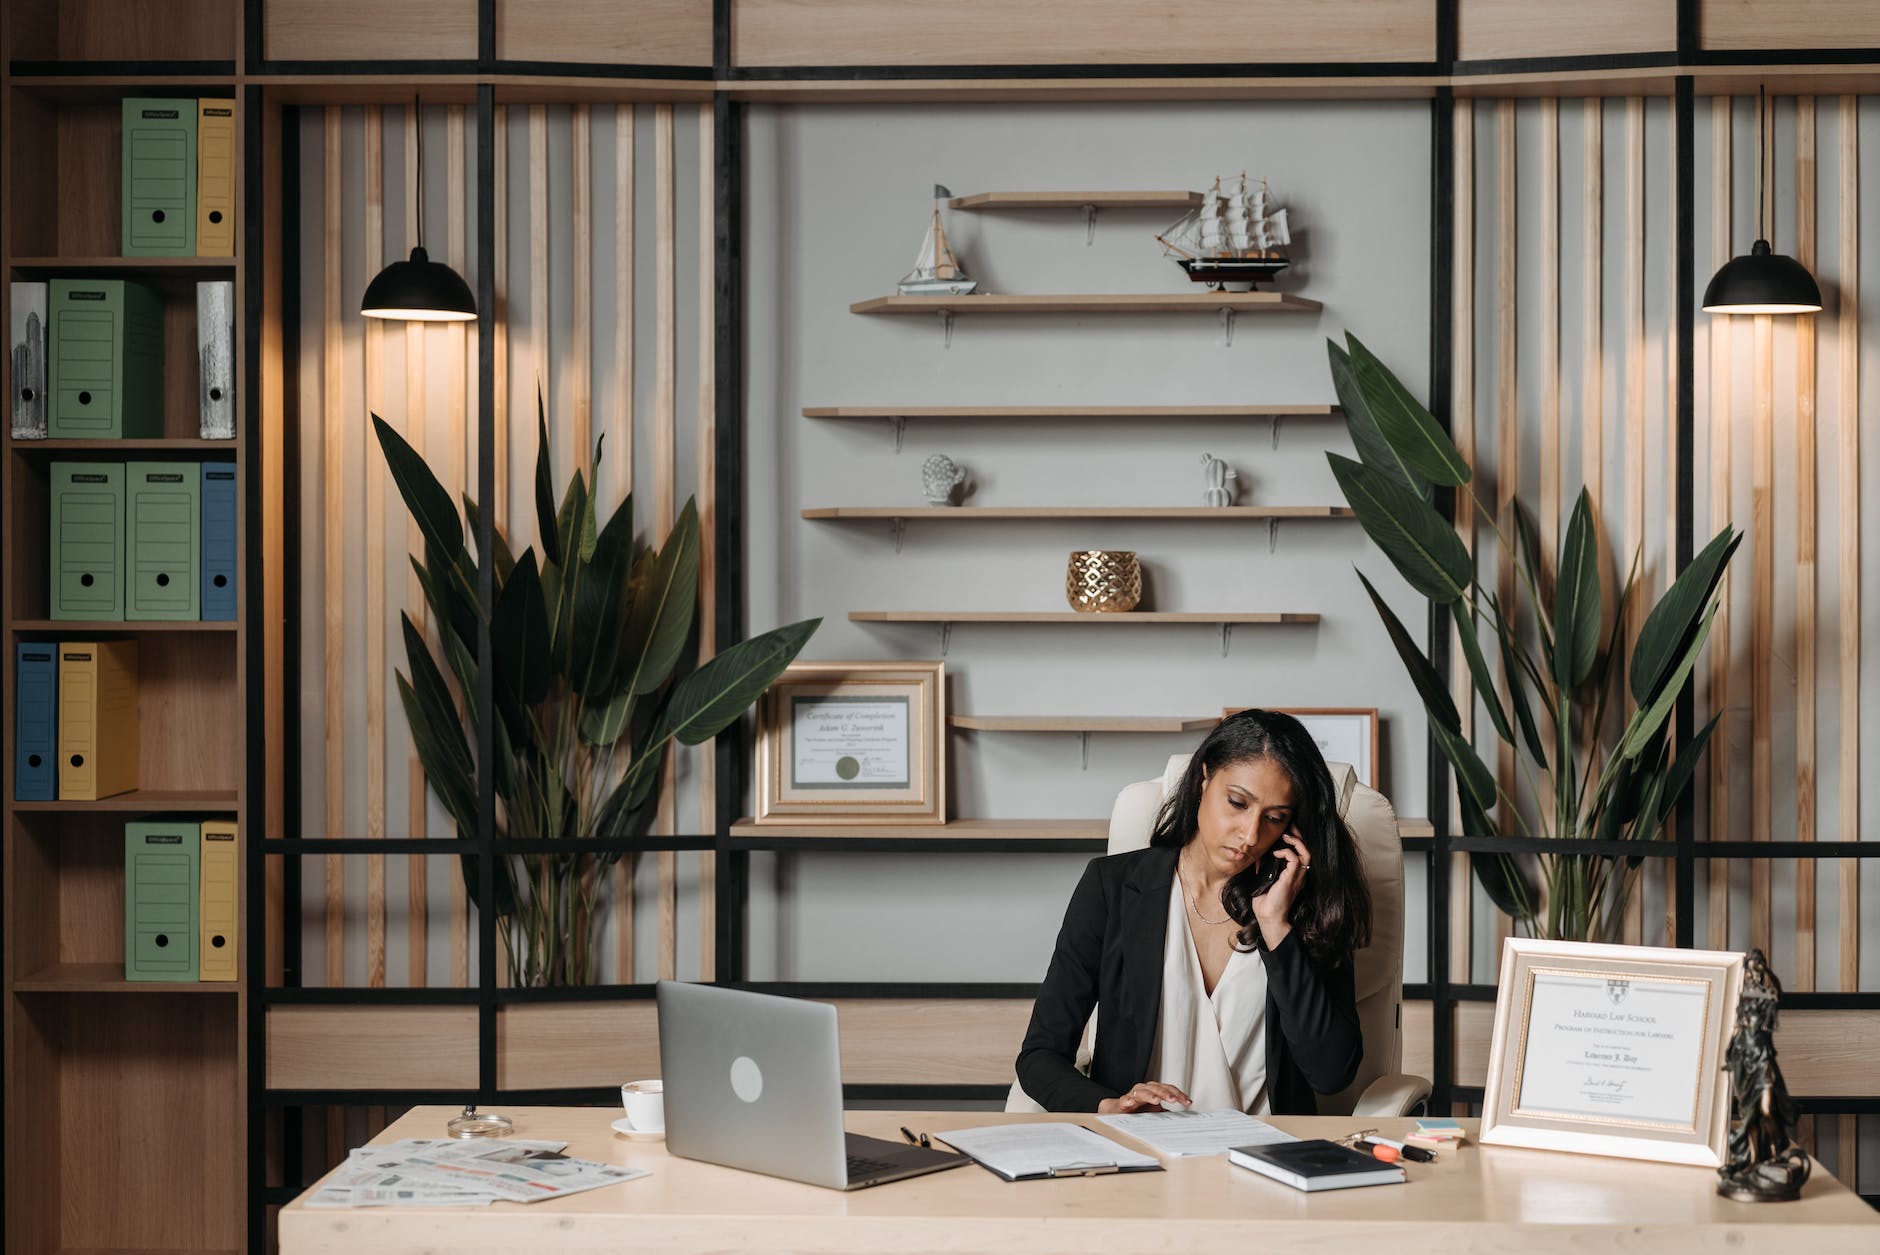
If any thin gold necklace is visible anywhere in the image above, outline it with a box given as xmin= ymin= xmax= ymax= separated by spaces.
xmin=1180 ymin=854 xmax=1232 ymax=926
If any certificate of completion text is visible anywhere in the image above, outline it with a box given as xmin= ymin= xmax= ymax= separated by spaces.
xmin=1512 ymin=970 xmax=1711 ymax=1128
xmin=790 ymin=696 xmax=912 ymax=789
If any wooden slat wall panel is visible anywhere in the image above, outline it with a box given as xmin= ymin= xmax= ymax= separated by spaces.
xmin=1622 ymin=96 xmax=1646 ymax=947
xmin=1539 ymin=99 xmax=1561 ymax=576
xmin=530 ymin=106 xmax=550 ymax=443
xmin=1751 ymin=303 xmax=1773 ymax=960
xmin=1663 ymin=99 xmax=1681 ymax=948
xmin=1457 ymin=0 xmax=1675 ymax=62
xmin=448 ymin=104 xmax=471 ymax=988
xmin=364 ymin=108 xmax=388 ymax=988
xmin=730 ymin=0 xmax=1436 ymax=67
xmin=404 ymin=108 xmax=430 ymax=988
xmin=1493 ymin=100 xmax=1516 ymax=967
xmin=267 ymin=1007 xmax=479 ymax=1090
xmin=1794 ymin=99 xmax=1818 ymax=990
xmin=1835 ymin=97 xmax=1860 ymax=1003
xmin=494 ymin=105 xmax=511 ymax=531
xmin=1700 ymin=1 xmax=1880 ymax=51
xmin=1449 ymin=98 xmax=1475 ymax=984
xmin=654 ymin=103 xmax=680 ymax=981
xmin=1706 ymin=96 xmax=1732 ymax=953
xmin=697 ymin=102 xmax=718 ymax=979
xmin=495 ymin=0 xmax=711 ymax=66
xmin=571 ymin=105 xmax=593 ymax=460
xmin=322 ymin=109 xmax=345 ymax=986
xmin=614 ymin=104 xmax=636 ymax=984
xmin=264 ymin=0 xmax=477 ymax=61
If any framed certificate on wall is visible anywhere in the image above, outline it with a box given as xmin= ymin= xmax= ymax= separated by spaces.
xmin=753 ymin=661 xmax=946 ymax=825
xmin=1480 ymin=938 xmax=1744 ymax=1166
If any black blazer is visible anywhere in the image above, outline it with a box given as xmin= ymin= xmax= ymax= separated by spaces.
xmin=1015 ymin=845 xmax=1363 ymax=1114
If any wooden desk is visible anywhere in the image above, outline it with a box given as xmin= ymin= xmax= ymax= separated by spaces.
xmin=279 ymin=1107 xmax=1880 ymax=1254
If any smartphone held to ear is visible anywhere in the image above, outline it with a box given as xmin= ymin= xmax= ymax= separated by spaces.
xmin=1250 ymin=852 xmax=1285 ymax=897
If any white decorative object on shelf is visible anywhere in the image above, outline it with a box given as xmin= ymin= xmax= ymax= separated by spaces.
xmin=1158 ymin=173 xmax=1293 ymax=292
xmin=898 ymin=184 xmax=978 ymax=297
xmin=1200 ymin=452 xmax=1239 ymax=507
xmin=921 ymin=454 xmax=966 ymax=505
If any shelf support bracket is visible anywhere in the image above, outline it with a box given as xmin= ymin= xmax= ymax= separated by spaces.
xmin=1271 ymin=413 xmax=1283 ymax=449
xmin=890 ymin=518 xmax=908 ymax=553
xmin=1268 ymin=518 xmax=1281 ymax=553
xmin=1220 ymin=623 xmax=1233 ymax=657
xmin=1082 ymin=202 xmax=1099 ymax=245
xmin=891 ymin=415 xmax=908 ymax=452
xmin=1219 ymin=306 xmax=1237 ymax=347
xmin=938 ymin=309 xmax=955 ymax=349
xmin=1079 ymin=731 xmax=1091 ymax=770
xmin=938 ymin=621 xmax=953 ymax=657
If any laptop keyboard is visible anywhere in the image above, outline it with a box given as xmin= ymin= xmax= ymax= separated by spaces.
xmin=846 ymin=1153 xmax=900 ymax=1181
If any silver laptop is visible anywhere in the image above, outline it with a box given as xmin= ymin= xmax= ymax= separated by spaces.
xmin=656 ymin=980 xmax=968 ymax=1190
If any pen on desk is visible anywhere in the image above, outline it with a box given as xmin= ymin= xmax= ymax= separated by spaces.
xmin=900 ymin=1126 xmax=931 ymax=1148
xmin=1360 ymin=1135 xmax=1434 ymax=1163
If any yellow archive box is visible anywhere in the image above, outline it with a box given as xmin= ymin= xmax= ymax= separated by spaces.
xmin=199 ymin=820 xmax=238 ymax=981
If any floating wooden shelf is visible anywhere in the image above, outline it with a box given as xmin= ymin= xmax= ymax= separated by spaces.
xmin=10 ymin=255 xmax=237 ymax=277
xmin=806 ymin=505 xmax=1353 ymax=521
xmin=805 ymin=404 xmax=1337 ymax=421
xmin=10 ymin=619 xmax=237 ymax=633
xmin=948 ymin=190 xmax=1202 ymax=211
xmin=730 ymin=818 xmax=1107 ymax=843
xmin=852 ymin=610 xmax=1318 ymax=625
xmin=951 ymin=715 xmax=1219 ymax=734
xmin=11 ymin=789 xmax=239 ymax=813
xmin=10 ymin=437 xmax=238 ymax=454
xmin=1399 ymin=818 xmax=1435 ymax=839
xmin=851 ymin=292 xmax=1321 ymax=315
xmin=13 ymin=962 xmax=238 ymax=994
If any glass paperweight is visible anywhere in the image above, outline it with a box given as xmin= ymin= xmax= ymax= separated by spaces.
xmin=446 ymin=1104 xmax=514 ymax=1139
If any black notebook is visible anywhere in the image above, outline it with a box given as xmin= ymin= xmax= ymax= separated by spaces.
xmin=1227 ymin=1139 xmax=1407 ymax=1192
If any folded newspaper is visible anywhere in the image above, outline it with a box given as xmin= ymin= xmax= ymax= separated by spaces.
xmin=306 ymin=1137 xmax=649 ymax=1208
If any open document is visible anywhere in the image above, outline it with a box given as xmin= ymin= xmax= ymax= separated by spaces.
xmin=934 ymin=1122 xmax=1162 ymax=1180
xmin=306 ymin=1137 xmax=649 ymax=1208
xmin=1096 ymin=1109 xmax=1300 ymax=1158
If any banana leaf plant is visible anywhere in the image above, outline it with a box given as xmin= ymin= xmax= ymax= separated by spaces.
xmin=374 ymin=401 xmax=819 ymax=985
xmin=1325 ymin=332 xmax=1739 ymax=942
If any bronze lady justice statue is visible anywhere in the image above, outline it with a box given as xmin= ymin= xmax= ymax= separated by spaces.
xmin=1716 ymin=949 xmax=1810 ymax=1202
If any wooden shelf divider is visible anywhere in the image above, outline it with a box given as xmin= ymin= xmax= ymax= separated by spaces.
xmin=805 ymin=505 xmax=1354 ymax=521
xmin=14 ymin=963 xmax=240 ymax=995
xmin=805 ymin=404 xmax=1337 ymax=420
xmin=11 ymin=789 xmax=240 ymax=814
xmin=950 ymin=715 xmax=1219 ymax=734
xmin=948 ymin=190 xmax=1202 ymax=211
xmin=9 ymin=619 xmax=239 ymax=633
xmin=852 ymin=610 xmax=1319 ymax=625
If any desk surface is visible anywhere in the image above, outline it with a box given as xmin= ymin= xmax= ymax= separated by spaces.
xmin=279 ymin=1107 xmax=1879 ymax=1255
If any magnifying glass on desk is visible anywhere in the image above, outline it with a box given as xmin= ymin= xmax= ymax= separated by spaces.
xmin=446 ymin=1104 xmax=515 ymax=1138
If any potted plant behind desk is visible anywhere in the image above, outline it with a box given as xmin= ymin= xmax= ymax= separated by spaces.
xmin=376 ymin=402 xmax=819 ymax=985
xmin=1324 ymin=333 xmax=1739 ymax=943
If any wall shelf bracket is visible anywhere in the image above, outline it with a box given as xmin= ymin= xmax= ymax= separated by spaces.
xmin=1219 ymin=306 xmax=1236 ymax=347
xmin=1079 ymin=730 xmax=1091 ymax=769
xmin=891 ymin=415 xmax=908 ymax=451
xmin=1082 ymin=202 xmax=1099 ymax=245
xmin=890 ymin=517 xmax=908 ymax=552
xmin=938 ymin=309 xmax=955 ymax=348
xmin=1219 ymin=623 xmax=1233 ymax=657
xmin=1271 ymin=413 xmax=1283 ymax=448
xmin=1268 ymin=518 xmax=1281 ymax=553
xmin=938 ymin=621 xmax=953 ymax=657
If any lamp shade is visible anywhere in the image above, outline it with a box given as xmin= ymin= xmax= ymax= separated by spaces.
xmin=1702 ymin=239 xmax=1822 ymax=315
xmin=360 ymin=246 xmax=478 ymax=321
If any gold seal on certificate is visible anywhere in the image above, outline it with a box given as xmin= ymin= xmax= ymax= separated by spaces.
xmin=1481 ymin=939 xmax=1744 ymax=1166
xmin=754 ymin=661 xmax=946 ymax=825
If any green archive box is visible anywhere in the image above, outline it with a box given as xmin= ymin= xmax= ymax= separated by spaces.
xmin=50 ymin=461 xmax=126 ymax=621
xmin=125 ymin=821 xmax=200 ymax=981
xmin=126 ymin=461 xmax=199 ymax=619
xmin=121 ymin=98 xmax=197 ymax=256
xmin=47 ymin=279 xmax=164 ymax=439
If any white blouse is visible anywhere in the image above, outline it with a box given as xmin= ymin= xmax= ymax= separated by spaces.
xmin=1145 ymin=873 xmax=1271 ymax=1114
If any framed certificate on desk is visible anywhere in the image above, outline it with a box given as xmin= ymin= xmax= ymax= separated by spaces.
xmin=754 ymin=661 xmax=945 ymax=825
xmin=1480 ymin=939 xmax=1743 ymax=1167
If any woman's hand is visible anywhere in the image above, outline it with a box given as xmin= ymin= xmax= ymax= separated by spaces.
xmin=1251 ymin=828 xmax=1312 ymax=947
xmin=1097 ymin=1081 xmax=1193 ymax=1115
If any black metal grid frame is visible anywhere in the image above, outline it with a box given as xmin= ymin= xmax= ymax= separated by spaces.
xmin=228 ymin=0 xmax=1880 ymax=1231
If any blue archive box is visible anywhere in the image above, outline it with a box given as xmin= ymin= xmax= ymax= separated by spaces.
xmin=15 ymin=642 xmax=58 ymax=801
xmin=200 ymin=462 xmax=237 ymax=621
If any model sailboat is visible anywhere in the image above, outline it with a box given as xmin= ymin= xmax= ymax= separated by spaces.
xmin=1157 ymin=174 xmax=1292 ymax=291
xmin=898 ymin=184 xmax=978 ymax=297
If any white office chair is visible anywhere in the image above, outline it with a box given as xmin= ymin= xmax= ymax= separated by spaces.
xmin=1008 ymin=754 xmax=1432 ymax=1118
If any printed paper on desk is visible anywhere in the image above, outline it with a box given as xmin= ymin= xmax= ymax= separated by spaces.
xmin=934 ymin=1123 xmax=1160 ymax=1180
xmin=1097 ymin=1109 xmax=1300 ymax=1158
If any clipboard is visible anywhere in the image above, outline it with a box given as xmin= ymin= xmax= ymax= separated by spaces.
xmin=933 ymin=1123 xmax=1164 ymax=1182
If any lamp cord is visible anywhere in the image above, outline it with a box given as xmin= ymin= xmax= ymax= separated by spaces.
xmin=1758 ymin=84 xmax=1770 ymax=246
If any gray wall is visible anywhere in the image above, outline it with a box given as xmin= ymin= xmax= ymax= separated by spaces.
xmin=740 ymin=100 xmax=1435 ymax=982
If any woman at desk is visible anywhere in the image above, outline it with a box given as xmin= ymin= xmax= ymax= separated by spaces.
xmin=1016 ymin=708 xmax=1371 ymax=1115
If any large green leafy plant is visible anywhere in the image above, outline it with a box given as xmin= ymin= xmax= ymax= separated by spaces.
xmin=1325 ymin=332 xmax=1739 ymax=942
xmin=375 ymin=406 xmax=818 ymax=985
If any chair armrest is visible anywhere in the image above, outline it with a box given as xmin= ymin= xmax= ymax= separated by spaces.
xmin=1349 ymin=1072 xmax=1433 ymax=1118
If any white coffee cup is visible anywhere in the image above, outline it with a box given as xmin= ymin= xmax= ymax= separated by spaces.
xmin=621 ymin=1079 xmax=665 ymax=1133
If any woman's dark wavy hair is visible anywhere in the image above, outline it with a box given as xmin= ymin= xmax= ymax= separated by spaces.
xmin=1149 ymin=708 xmax=1372 ymax=965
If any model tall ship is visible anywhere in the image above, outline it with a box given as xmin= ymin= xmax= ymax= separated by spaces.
xmin=1157 ymin=174 xmax=1292 ymax=291
xmin=898 ymin=184 xmax=978 ymax=297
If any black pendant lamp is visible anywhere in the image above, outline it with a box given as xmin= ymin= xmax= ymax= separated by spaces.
xmin=1703 ymin=87 xmax=1822 ymax=315
xmin=362 ymin=99 xmax=477 ymax=322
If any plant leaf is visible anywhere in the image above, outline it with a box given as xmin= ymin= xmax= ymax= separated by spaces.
xmin=1454 ymin=608 xmax=1515 ymax=745
xmin=1328 ymin=339 xmax=1429 ymax=500
xmin=397 ymin=614 xmax=477 ymax=832
xmin=571 ymin=492 xmax=637 ymax=701
xmin=1432 ymin=719 xmax=1497 ymax=813
xmin=1329 ymin=454 xmax=1474 ymax=604
xmin=1456 ymin=789 xmax=1536 ymax=921
xmin=1657 ymin=712 xmax=1723 ymax=827
xmin=373 ymin=413 xmax=464 ymax=561
xmin=578 ymin=687 xmax=635 ymax=747
xmin=1356 ymin=570 xmax=1460 ymax=732
xmin=1631 ymin=526 xmax=1741 ymax=705
xmin=1345 ymin=332 xmax=1472 ymax=487
xmin=621 ymin=500 xmax=702 ymax=697
xmin=463 ymin=492 xmax=517 ymax=588
xmin=1491 ymin=597 xmax=1549 ymax=766
xmin=1553 ymin=489 xmax=1602 ymax=689
xmin=1619 ymin=601 xmax=1720 ymax=760
xmin=492 ymin=550 xmax=553 ymax=715
xmin=533 ymin=390 xmax=560 ymax=568
xmin=645 ymin=617 xmax=822 ymax=749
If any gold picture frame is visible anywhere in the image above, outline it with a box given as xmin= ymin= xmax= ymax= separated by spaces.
xmin=1480 ymin=938 xmax=1744 ymax=1166
xmin=753 ymin=660 xmax=946 ymax=825
xmin=1221 ymin=707 xmax=1380 ymax=789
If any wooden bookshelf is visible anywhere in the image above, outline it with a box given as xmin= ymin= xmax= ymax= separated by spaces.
xmin=2 ymin=13 xmax=249 ymax=1252
xmin=851 ymin=292 xmax=1323 ymax=314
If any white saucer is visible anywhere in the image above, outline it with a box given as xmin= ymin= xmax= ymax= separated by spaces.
xmin=612 ymin=1117 xmax=664 ymax=1142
